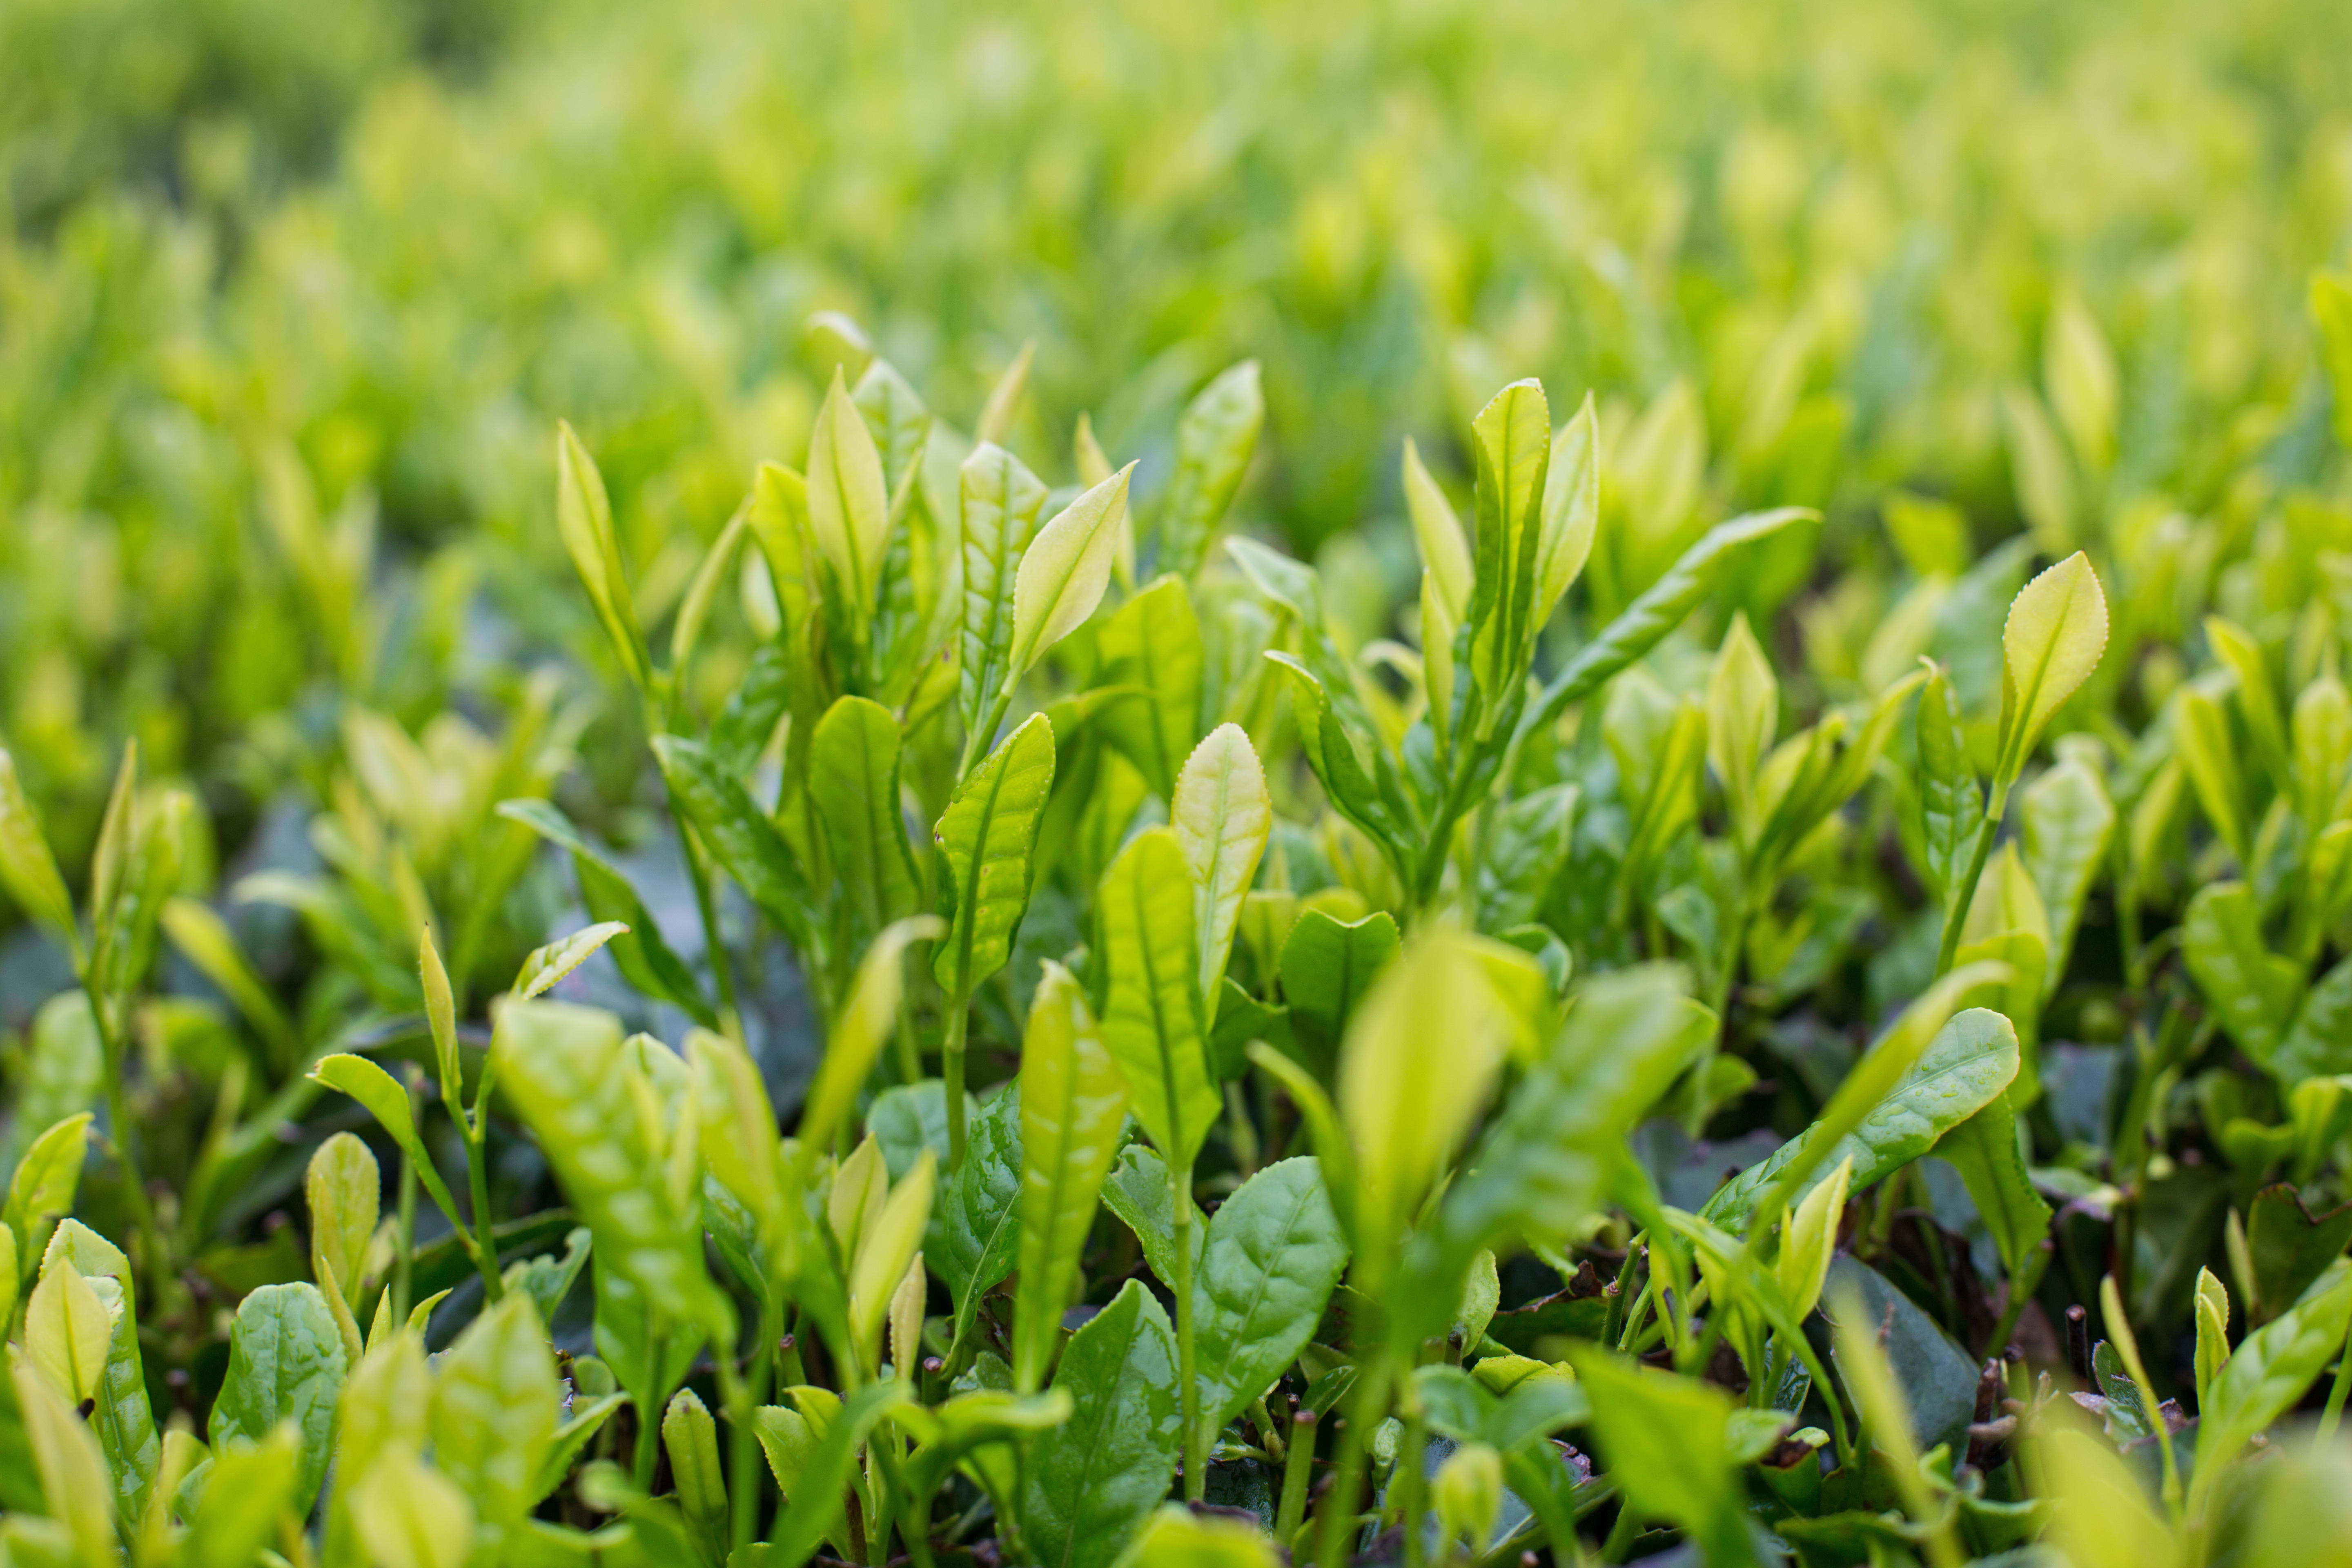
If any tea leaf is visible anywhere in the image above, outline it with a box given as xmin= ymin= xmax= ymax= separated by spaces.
xmin=555 ymin=421 xmax=650 ymax=690
xmin=1014 ymin=963 xmax=1130 ymax=1392
xmin=1154 ymin=361 xmax=1263 ymax=579
xmin=805 ymin=367 xmax=891 ymax=618
xmin=1189 ymin=1156 xmax=1347 ymax=1449
xmin=1019 ymin=1278 xmax=1182 ymax=1568
xmin=1172 ymin=723 xmax=1272 ymax=1002
xmin=808 ymin=694 xmax=921 ymax=943
xmin=1009 ymin=463 xmax=1136 ymax=678
xmin=1996 ymin=551 xmax=2108 ymax=780
xmin=1096 ymin=577 xmax=1205 ymax=797
xmin=1099 ymin=827 xmax=1220 ymax=1172
xmin=933 ymin=713 xmax=1056 ymax=998
xmin=433 ymin=1291 xmax=559 ymax=1537
xmin=959 ymin=443 xmax=1054 ymax=736
xmin=209 ymin=1281 xmax=349 ymax=1514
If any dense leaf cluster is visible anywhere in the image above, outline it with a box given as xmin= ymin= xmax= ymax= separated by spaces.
xmin=10 ymin=2 xmax=2352 ymax=1566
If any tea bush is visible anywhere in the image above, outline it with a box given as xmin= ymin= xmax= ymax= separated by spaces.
xmin=7 ymin=0 xmax=2352 ymax=1564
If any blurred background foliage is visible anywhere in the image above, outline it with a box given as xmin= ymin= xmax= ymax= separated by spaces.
xmin=4 ymin=0 xmax=2352 ymax=971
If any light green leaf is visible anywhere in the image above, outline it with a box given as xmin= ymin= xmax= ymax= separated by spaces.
xmin=1009 ymin=463 xmax=1136 ymax=677
xmin=351 ymin=1449 xmax=475 ymax=1568
xmin=1412 ymin=965 xmax=1707 ymax=1341
xmin=432 ymin=1291 xmax=559 ymax=1537
xmin=514 ymin=920 xmax=630 ymax=1001
xmin=12 ymin=1358 xmax=122 ymax=1568
xmin=1099 ymin=827 xmax=1220 ymax=1172
xmin=1014 ymin=963 xmax=1130 ymax=1393
xmin=1563 ymin=1351 xmax=1747 ymax=1562
xmin=4 ymin=1113 xmax=92 ymax=1276
xmin=958 ymin=442 xmax=1053 ymax=737
xmin=1153 ymin=361 xmax=1264 ymax=579
xmin=1096 ymin=577 xmax=1205 ymax=798
xmin=805 ymin=367 xmax=890 ymax=618
xmin=801 ymin=915 xmax=944 ymax=1152
xmin=3 ymin=995 xmax=100 ymax=1182
xmin=2195 ymin=1260 xmax=2352 ymax=1505
xmin=808 ymin=695 xmax=920 ymax=944
xmin=1707 ymin=612 xmax=1777 ymax=833
xmin=0 ymin=750 xmax=75 ymax=957
xmin=766 ymin=1380 xmax=915 ymax=1568
xmin=1996 ymin=550 xmax=2108 ymax=781
xmin=555 ymin=421 xmax=650 ymax=690
xmin=933 ymin=714 xmax=1056 ymax=998
xmin=491 ymin=1000 xmax=730 ymax=1338
xmin=2020 ymin=756 xmax=2113 ymax=996
xmin=305 ymin=1131 xmax=379 ymax=1311
xmin=1466 ymin=378 xmax=1552 ymax=706
xmin=1775 ymin=1155 xmax=1853 ymax=1321
xmin=1339 ymin=930 xmax=1516 ymax=1285
xmin=1404 ymin=437 xmax=1472 ymax=619
xmin=1170 ymin=724 xmax=1271 ymax=1002
xmin=25 ymin=1262 xmax=109 ymax=1403
xmin=1535 ymin=391 xmax=1601 ymax=622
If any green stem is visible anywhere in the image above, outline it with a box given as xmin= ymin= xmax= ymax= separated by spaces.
xmin=392 ymin=1069 xmax=421 ymax=1327
xmin=463 ymin=1122 xmax=506 ymax=1303
xmin=1934 ymin=780 xmax=2010 ymax=976
xmin=1172 ymin=1153 xmax=1205 ymax=1503
xmin=943 ymin=995 xmax=971 ymax=1170
xmin=1275 ymin=1405 xmax=1317 ymax=1547
xmin=1314 ymin=1361 xmax=1387 ymax=1568
xmin=729 ymin=1302 xmax=777 ymax=1552
xmin=1397 ymin=1396 xmax=1430 ymax=1568
xmin=2318 ymin=1327 xmax=2352 ymax=1446
xmin=679 ymin=822 xmax=744 ymax=1039
xmin=85 ymin=991 xmax=166 ymax=1274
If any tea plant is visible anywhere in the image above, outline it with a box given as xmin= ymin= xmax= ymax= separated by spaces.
xmin=6 ymin=294 xmax=2352 ymax=1566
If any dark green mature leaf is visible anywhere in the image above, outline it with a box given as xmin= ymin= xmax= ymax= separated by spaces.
xmin=1190 ymin=1156 xmax=1347 ymax=1448
xmin=808 ymin=695 xmax=921 ymax=947
xmin=1019 ymin=1279 xmax=1181 ymax=1568
xmin=2196 ymin=1260 xmax=2352 ymax=1491
xmin=207 ymin=1282 xmax=347 ymax=1514
xmin=497 ymin=799 xmax=715 ymax=1025
xmin=870 ymin=1080 xmax=966 ymax=1180
xmin=2181 ymin=882 xmax=2302 ymax=1068
xmin=492 ymin=1000 xmax=730 ymax=1339
xmin=2276 ymin=956 xmax=2352 ymax=1085
xmin=433 ymin=1291 xmax=559 ymax=1537
xmin=1704 ymin=1007 xmax=2021 ymax=1231
xmin=1822 ymin=1255 xmax=1980 ymax=1454
xmin=1099 ymin=827 xmax=1221 ymax=1172
xmin=1564 ymin=1350 xmax=1750 ymax=1563
xmin=1097 ymin=577 xmax=1205 ymax=797
xmin=1936 ymin=1092 xmax=2052 ymax=1280
xmin=1102 ymin=1143 xmax=1206 ymax=1290
xmin=933 ymin=713 xmax=1056 ymax=997
xmin=933 ymin=1087 xmax=1024 ymax=1333
xmin=959 ymin=443 xmax=1053 ymax=736
xmin=1279 ymin=909 xmax=1400 ymax=1062
xmin=652 ymin=733 xmax=821 ymax=954
xmin=1153 ymin=360 xmax=1264 ymax=579
xmin=2244 ymin=1185 xmax=2352 ymax=1320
